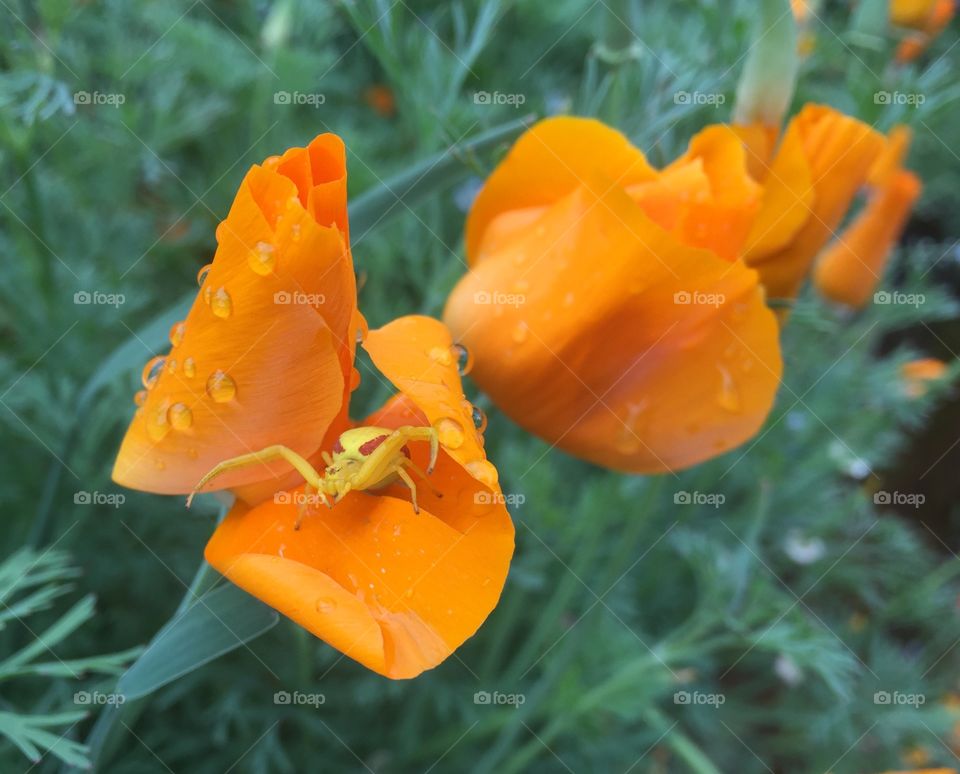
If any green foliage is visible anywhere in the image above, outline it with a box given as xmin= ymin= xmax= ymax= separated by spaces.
xmin=1 ymin=0 xmax=960 ymax=772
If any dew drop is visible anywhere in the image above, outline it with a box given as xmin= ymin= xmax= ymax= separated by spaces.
xmin=197 ymin=263 xmax=212 ymax=287
xmin=183 ymin=357 xmax=197 ymax=378
xmin=314 ymin=597 xmax=336 ymax=613
xmin=146 ymin=400 xmax=171 ymax=441
xmin=209 ymin=287 xmax=232 ymax=319
xmin=291 ymin=223 xmax=302 ymax=242
xmin=471 ymin=405 xmax=487 ymax=433
xmin=142 ymin=356 xmax=165 ymax=389
xmin=206 ymin=370 xmax=237 ymax=403
xmin=429 ymin=346 xmax=454 ymax=367
xmin=512 ymin=321 xmax=529 ymax=344
xmin=134 ymin=390 xmax=147 ymax=407
xmin=187 ymin=447 xmax=199 ymax=460
xmin=169 ymin=320 xmax=186 ymax=348
xmin=248 ymin=241 xmax=276 ymax=275
xmin=433 ymin=417 xmax=465 ymax=449
xmin=165 ymin=358 xmax=177 ymax=375
xmin=452 ymin=343 xmax=473 ymax=375
xmin=168 ymin=402 xmax=193 ymax=431
xmin=466 ymin=460 xmax=499 ymax=489
xmin=716 ymin=366 xmax=741 ymax=413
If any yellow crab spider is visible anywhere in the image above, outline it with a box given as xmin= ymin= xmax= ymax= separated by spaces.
xmin=187 ymin=426 xmax=439 ymax=529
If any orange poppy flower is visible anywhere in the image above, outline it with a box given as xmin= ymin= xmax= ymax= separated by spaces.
xmin=113 ymin=135 xmax=513 ymax=679
xmin=900 ymin=357 xmax=949 ymax=398
xmin=445 ymin=117 xmax=782 ymax=474
xmin=894 ymin=0 xmax=955 ymax=62
xmin=740 ymin=104 xmax=897 ymax=300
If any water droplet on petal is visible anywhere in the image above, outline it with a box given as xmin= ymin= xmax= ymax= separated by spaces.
xmin=248 ymin=241 xmax=276 ymax=275
xmin=142 ymin=356 xmax=165 ymax=389
xmin=197 ymin=263 xmax=212 ymax=287
xmin=169 ymin=321 xmax=186 ymax=348
xmin=146 ymin=400 xmax=171 ymax=441
xmin=165 ymin=358 xmax=177 ymax=375
xmin=210 ymin=287 xmax=232 ymax=319
xmin=134 ymin=390 xmax=147 ymax=407
xmin=452 ymin=343 xmax=473 ymax=375
xmin=466 ymin=459 xmax=499 ymax=489
xmin=434 ymin=417 xmax=465 ymax=449
xmin=429 ymin=346 xmax=454 ymax=367
xmin=315 ymin=597 xmax=336 ymax=613
xmin=717 ymin=366 xmax=741 ymax=413
xmin=168 ymin=402 xmax=193 ymax=430
xmin=471 ymin=405 xmax=487 ymax=433
xmin=206 ymin=370 xmax=237 ymax=403
xmin=291 ymin=223 xmax=302 ymax=242
xmin=187 ymin=447 xmax=199 ymax=460
xmin=512 ymin=321 xmax=529 ymax=344
xmin=183 ymin=357 xmax=197 ymax=378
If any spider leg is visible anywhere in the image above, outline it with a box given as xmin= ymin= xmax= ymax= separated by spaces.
xmin=400 ymin=457 xmax=443 ymax=499
xmin=187 ymin=445 xmax=323 ymax=507
xmin=396 ymin=467 xmax=420 ymax=514
xmin=393 ymin=426 xmax=439 ymax=474
xmin=321 ymin=451 xmax=334 ymax=466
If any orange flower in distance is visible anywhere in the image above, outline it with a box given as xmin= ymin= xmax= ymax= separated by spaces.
xmin=901 ymin=357 xmax=948 ymax=398
xmin=741 ymin=104 xmax=894 ymax=300
xmin=112 ymin=136 xmax=513 ymax=679
xmin=894 ymin=0 xmax=955 ymax=62
xmin=445 ymin=117 xmax=782 ymax=474
xmin=364 ymin=84 xmax=396 ymax=118
xmin=206 ymin=316 xmax=514 ymax=679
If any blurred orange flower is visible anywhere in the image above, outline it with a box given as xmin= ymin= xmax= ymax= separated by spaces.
xmin=900 ymin=356 xmax=949 ymax=398
xmin=444 ymin=117 xmax=782 ymax=474
xmin=892 ymin=0 xmax=955 ymax=62
xmin=113 ymin=135 xmax=513 ymax=679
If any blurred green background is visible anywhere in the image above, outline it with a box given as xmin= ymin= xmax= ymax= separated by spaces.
xmin=2 ymin=0 xmax=960 ymax=771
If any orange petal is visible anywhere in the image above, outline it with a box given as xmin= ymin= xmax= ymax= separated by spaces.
xmin=891 ymin=0 xmax=940 ymax=28
xmin=901 ymin=357 xmax=949 ymax=398
xmin=204 ymin=446 xmax=514 ymax=679
xmin=743 ymin=104 xmax=887 ymax=299
xmin=466 ymin=117 xmax=658 ymax=263
xmin=113 ymin=135 xmax=357 ymax=495
xmin=444 ymin=175 xmax=782 ymax=474
xmin=813 ymin=170 xmax=921 ymax=308
xmin=363 ymin=316 xmax=496 ymax=486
